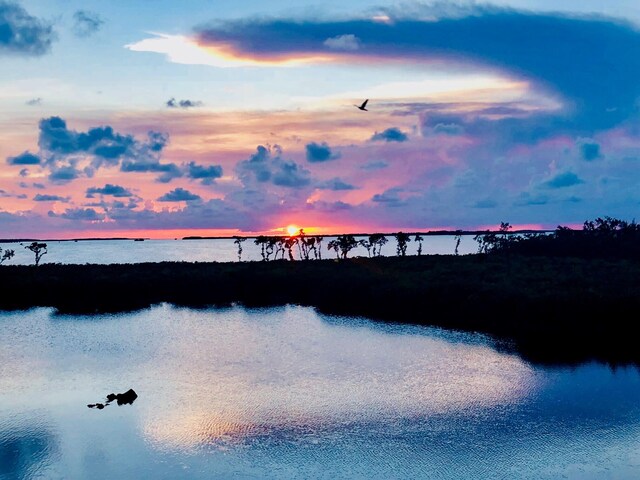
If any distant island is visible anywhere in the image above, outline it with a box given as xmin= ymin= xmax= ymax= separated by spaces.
xmin=0 ymin=237 xmax=147 ymax=243
xmin=1 ymin=217 xmax=638 ymax=366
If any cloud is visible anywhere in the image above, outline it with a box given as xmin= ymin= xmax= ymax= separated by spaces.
xmin=185 ymin=161 xmax=223 ymax=184
xmin=316 ymin=177 xmax=357 ymax=190
xmin=33 ymin=194 xmax=69 ymax=202
xmin=38 ymin=117 xmax=138 ymax=165
xmin=473 ymin=199 xmax=498 ymax=209
xmin=577 ymin=138 xmax=602 ymax=161
xmin=25 ymin=97 xmax=42 ymax=106
xmin=86 ymin=184 xmax=133 ymax=198
xmin=305 ymin=142 xmax=341 ymax=162
xmin=7 ymin=151 xmax=41 ymax=165
xmin=0 ymin=189 xmax=26 ymax=199
xmin=371 ymin=187 xmax=405 ymax=206
xmin=166 ymin=98 xmax=203 ymax=108
xmin=157 ymin=187 xmax=201 ymax=202
xmin=193 ymin=7 xmax=640 ymax=129
xmin=272 ymin=161 xmax=311 ymax=187
xmin=49 ymin=166 xmax=81 ymax=183
xmin=120 ymin=160 xmax=182 ymax=183
xmin=236 ymin=144 xmax=311 ymax=188
xmin=370 ymin=127 xmax=408 ymax=142
xmin=52 ymin=208 xmax=105 ymax=221
xmin=360 ymin=160 xmax=388 ymax=170
xmin=515 ymin=192 xmax=549 ymax=206
xmin=72 ymin=10 xmax=103 ymax=38
xmin=0 ymin=2 xmax=55 ymax=56
xmin=307 ymin=200 xmax=353 ymax=212
xmin=13 ymin=117 xmax=179 ymax=183
xmin=323 ymin=34 xmax=360 ymax=51
xmin=543 ymin=171 xmax=584 ymax=189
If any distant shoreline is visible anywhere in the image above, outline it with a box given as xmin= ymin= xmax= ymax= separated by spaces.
xmin=0 ymin=229 xmax=553 ymax=243
xmin=1 ymin=254 xmax=638 ymax=366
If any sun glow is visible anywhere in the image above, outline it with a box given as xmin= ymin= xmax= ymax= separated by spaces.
xmin=286 ymin=225 xmax=299 ymax=236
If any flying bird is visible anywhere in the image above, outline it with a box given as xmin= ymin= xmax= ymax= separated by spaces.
xmin=354 ymin=99 xmax=369 ymax=111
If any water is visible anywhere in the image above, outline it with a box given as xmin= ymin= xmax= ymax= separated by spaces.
xmin=1 ymin=304 xmax=639 ymax=479
xmin=0 ymin=235 xmax=477 ymax=265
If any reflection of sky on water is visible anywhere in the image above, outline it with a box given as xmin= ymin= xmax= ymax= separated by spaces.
xmin=0 ymin=235 xmax=478 ymax=265
xmin=1 ymin=305 xmax=639 ymax=479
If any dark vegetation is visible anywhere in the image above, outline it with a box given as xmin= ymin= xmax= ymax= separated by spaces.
xmin=1 ymin=217 xmax=639 ymax=366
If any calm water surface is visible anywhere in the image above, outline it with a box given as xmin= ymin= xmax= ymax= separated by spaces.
xmin=1 ymin=305 xmax=639 ymax=479
xmin=0 ymin=235 xmax=477 ymax=265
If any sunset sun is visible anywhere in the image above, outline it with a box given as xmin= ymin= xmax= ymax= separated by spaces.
xmin=286 ymin=225 xmax=299 ymax=236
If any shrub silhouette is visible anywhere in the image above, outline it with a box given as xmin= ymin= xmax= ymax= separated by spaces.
xmin=474 ymin=217 xmax=640 ymax=259
xmin=0 ymin=247 xmax=15 ymax=265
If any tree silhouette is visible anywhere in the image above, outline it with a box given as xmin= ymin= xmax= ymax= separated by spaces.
xmin=265 ymin=237 xmax=278 ymax=261
xmin=25 ymin=242 xmax=47 ymax=266
xmin=414 ymin=234 xmax=423 ymax=256
xmin=369 ymin=233 xmax=387 ymax=257
xmin=359 ymin=238 xmax=373 ymax=257
xmin=394 ymin=232 xmax=411 ymax=256
xmin=454 ymin=230 xmax=463 ymax=255
xmin=233 ymin=236 xmax=246 ymax=262
xmin=474 ymin=222 xmax=513 ymax=253
xmin=327 ymin=239 xmax=340 ymax=259
xmin=284 ymin=237 xmax=296 ymax=260
xmin=254 ymin=236 xmax=267 ymax=261
xmin=0 ymin=247 xmax=15 ymax=265
xmin=274 ymin=237 xmax=286 ymax=259
xmin=315 ymin=236 xmax=324 ymax=260
xmin=333 ymin=234 xmax=358 ymax=259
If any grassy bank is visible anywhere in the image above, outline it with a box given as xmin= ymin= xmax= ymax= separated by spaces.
xmin=1 ymin=254 xmax=639 ymax=365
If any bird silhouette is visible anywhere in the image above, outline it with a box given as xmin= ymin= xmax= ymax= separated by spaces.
xmin=354 ymin=99 xmax=369 ymax=111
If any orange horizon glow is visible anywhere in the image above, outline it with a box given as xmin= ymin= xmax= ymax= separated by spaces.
xmin=0 ymin=222 xmax=567 ymax=242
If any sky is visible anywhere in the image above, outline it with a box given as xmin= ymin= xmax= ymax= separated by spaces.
xmin=1 ymin=0 xmax=640 ymax=238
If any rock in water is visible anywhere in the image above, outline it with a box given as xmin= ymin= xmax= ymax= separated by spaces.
xmin=88 ymin=389 xmax=138 ymax=409
xmin=116 ymin=389 xmax=138 ymax=405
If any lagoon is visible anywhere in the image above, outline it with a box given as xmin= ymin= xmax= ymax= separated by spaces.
xmin=1 ymin=305 xmax=639 ymax=479
xmin=0 ymin=234 xmax=478 ymax=265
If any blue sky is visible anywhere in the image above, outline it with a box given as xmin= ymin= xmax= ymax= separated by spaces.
xmin=1 ymin=0 xmax=639 ymax=237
